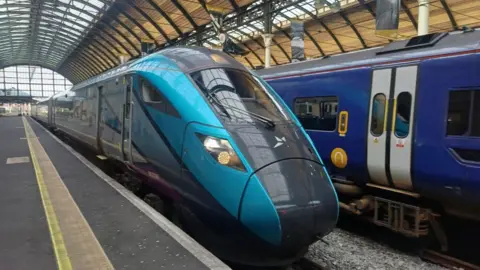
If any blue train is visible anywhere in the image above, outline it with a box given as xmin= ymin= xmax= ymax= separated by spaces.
xmin=257 ymin=29 xmax=480 ymax=247
xmin=31 ymin=47 xmax=339 ymax=266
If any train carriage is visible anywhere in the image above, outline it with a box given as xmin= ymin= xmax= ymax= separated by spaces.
xmin=257 ymin=29 xmax=480 ymax=244
xmin=31 ymin=47 xmax=339 ymax=267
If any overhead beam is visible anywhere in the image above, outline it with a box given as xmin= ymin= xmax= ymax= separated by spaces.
xmin=295 ymin=5 xmax=345 ymax=53
xmin=141 ymin=0 xmax=183 ymax=37
xmin=439 ymin=0 xmax=458 ymax=30
xmin=127 ymin=1 xmax=171 ymax=43
xmin=401 ymin=0 xmax=418 ymax=31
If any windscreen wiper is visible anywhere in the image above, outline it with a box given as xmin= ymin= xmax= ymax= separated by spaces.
xmin=219 ymin=102 xmax=276 ymax=129
xmin=193 ymin=79 xmax=231 ymax=119
xmin=193 ymin=78 xmax=275 ymax=128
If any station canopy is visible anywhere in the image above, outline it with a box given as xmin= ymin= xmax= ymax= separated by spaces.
xmin=0 ymin=0 xmax=479 ymax=85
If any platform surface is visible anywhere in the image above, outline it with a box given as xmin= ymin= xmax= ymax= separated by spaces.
xmin=0 ymin=116 xmax=229 ymax=270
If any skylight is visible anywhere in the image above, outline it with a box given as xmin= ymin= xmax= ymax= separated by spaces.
xmin=0 ymin=0 xmax=114 ymax=70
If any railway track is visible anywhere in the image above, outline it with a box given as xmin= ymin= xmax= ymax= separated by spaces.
xmin=288 ymin=258 xmax=327 ymax=270
xmin=420 ymin=249 xmax=480 ymax=270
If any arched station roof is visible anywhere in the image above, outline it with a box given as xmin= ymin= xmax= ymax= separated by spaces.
xmin=0 ymin=0 xmax=479 ymax=85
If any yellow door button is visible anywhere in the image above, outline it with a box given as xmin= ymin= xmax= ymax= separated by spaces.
xmin=330 ymin=148 xmax=348 ymax=169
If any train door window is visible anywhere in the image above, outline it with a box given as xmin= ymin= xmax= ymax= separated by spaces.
xmin=447 ymin=90 xmax=472 ymax=136
xmin=394 ymin=92 xmax=412 ymax=138
xmin=294 ymin=97 xmax=338 ymax=131
xmin=370 ymin=94 xmax=386 ymax=136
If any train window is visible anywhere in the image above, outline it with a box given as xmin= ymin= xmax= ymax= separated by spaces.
xmin=142 ymin=80 xmax=163 ymax=103
xmin=451 ymin=149 xmax=480 ymax=163
xmin=471 ymin=91 xmax=480 ymax=137
xmin=294 ymin=97 xmax=338 ymax=131
xmin=447 ymin=90 xmax=472 ymax=136
xmin=394 ymin=92 xmax=412 ymax=138
xmin=141 ymin=78 xmax=180 ymax=118
xmin=370 ymin=94 xmax=386 ymax=136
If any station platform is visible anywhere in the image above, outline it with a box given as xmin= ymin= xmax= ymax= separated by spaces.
xmin=0 ymin=116 xmax=230 ymax=270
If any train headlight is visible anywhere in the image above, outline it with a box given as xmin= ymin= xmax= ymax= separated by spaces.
xmin=197 ymin=134 xmax=245 ymax=171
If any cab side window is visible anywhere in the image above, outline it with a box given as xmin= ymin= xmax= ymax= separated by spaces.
xmin=142 ymin=79 xmax=163 ymax=103
xmin=141 ymin=78 xmax=180 ymax=118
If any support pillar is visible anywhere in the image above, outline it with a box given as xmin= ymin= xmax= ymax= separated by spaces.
xmin=262 ymin=34 xmax=273 ymax=68
xmin=418 ymin=0 xmax=429 ymax=36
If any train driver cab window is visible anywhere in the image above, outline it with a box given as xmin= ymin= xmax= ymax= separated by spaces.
xmin=370 ymin=94 xmax=386 ymax=136
xmin=394 ymin=92 xmax=412 ymax=138
xmin=447 ymin=90 xmax=480 ymax=137
xmin=294 ymin=97 xmax=338 ymax=131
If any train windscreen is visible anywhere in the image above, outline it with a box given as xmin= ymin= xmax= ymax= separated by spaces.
xmin=191 ymin=68 xmax=292 ymax=124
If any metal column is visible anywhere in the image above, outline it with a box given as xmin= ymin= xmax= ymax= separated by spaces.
xmin=262 ymin=34 xmax=273 ymax=68
xmin=418 ymin=0 xmax=429 ymax=36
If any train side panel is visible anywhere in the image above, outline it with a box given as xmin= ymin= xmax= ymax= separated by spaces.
xmin=98 ymin=78 xmax=125 ymax=159
xmin=53 ymin=88 xmax=99 ymax=150
xmin=34 ymin=102 xmax=49 ymax=124
xmin=414 ymin=52 xmax=480 ymax=217
xmin=266 ymin=68 xmax=372 ymax=185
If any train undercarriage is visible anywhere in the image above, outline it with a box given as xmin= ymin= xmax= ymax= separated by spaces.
xmin=332 ymin=177 xmax=449 ymax=252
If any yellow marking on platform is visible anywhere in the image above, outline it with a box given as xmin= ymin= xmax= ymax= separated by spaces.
xmin=22 ymin=117 xmax=114 ymax=270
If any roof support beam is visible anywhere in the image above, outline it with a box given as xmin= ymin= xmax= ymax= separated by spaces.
xmin=69 ymin=51 xmax=100 ymax=77
xmin=294 ymin=5 xmax=345 ymax=53
xmin=117 ymin=8 xmax=160 ymax=47
xmin=439 ymin=0 xmax=458 ymax=30
xmin=66 ymin=59 xmax=94 ymax=80
xmin=99 ymin=20 xmax=140 ymax=55
xmin=94 ymin=34 xmax=124 ymax=56
xmin=127 ymin=1 xmax=171 ymax=43
xmin=338 ymin=12 xmax=367 ymax=48
xmin=83 ymin=47 xmax=113 ymax=71
xmin=401 ymin=0 xmax=418 ymax=31
xmin=76 ymin=50 xmax=104 ymax=75
xmin=141 ymin=0 xmax=183 ymax=37
xmin=243 ymin=56 xmax=254 ymax=69
xmin=303 ymin=29 xmax=325 ymax=56
xmin=90 ymin=41 xmax=118 ymax=66
xmin=170 ymin=0 xmax=198 ymax=30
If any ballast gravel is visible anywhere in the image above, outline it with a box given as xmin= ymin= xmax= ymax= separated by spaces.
xmin=306 ymin=229 xmax=446 ymax=270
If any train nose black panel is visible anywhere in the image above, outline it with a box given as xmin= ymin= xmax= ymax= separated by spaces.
xmin=255 ymin=159 xmax=339 ymax=249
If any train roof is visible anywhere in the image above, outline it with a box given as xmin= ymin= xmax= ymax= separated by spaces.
xmin=70 ymin=47 xmax=247 ymax=92
xmin=256 ymin=29 xmax=480 ymax=80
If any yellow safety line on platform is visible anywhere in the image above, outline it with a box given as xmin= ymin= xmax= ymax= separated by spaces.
xmin=22 ymin=117 xmax=114 ymax=270
xmin=22 ymin=117 xmax=72 ymax=270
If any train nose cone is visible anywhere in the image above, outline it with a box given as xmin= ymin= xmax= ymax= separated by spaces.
xmin=240 ymin=159 xmax=338 ymax=249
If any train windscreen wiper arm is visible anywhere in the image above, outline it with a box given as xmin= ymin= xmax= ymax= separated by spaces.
xmin=218 ymin=103 xmax=276 ymax=129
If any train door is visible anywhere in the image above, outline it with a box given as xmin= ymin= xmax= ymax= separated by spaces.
xmin=96 ymin=86 xmax=104 ymax=153
xmin=367 ymin=66 xmax=417 ymax=191
xmin=121 ymin=76 xmax=133 ymax=163
xmin=48 ymin=98 xmax=53 ymax=125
